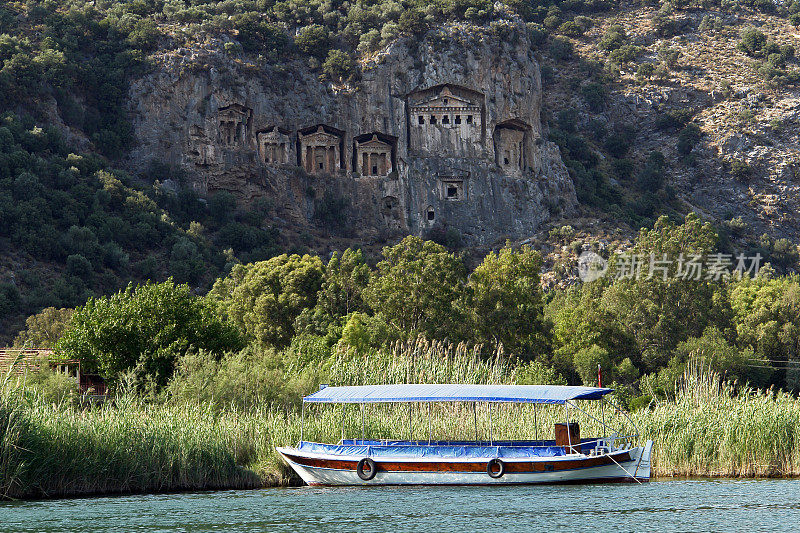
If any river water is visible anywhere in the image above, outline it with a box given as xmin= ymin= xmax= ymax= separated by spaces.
xmin=2 ymin=479 xmax=799 ymax=532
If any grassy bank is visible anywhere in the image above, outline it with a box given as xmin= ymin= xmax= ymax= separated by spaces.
xmin=3 ymin=351 xmax=800 ymax=498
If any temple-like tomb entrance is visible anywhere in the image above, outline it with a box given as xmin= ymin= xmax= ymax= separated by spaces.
xmin=298 ymin=125 xmax=345 ymax=175
xmin=257 ymin=126 xmax=292 ymax=165
xmin=218 ymin=104 xmax=252 ymax=146
xmin=493 ymin=119 xmax=531 ymax=177
xmin=407 ymin=84 xmax=485 ymax=157
xmin=354 ymin=133 xmax=396 ymax=177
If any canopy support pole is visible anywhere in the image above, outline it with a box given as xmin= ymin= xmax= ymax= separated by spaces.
xmin=489 ymin=403 xmax=493 ymax=446
xmin=409 ymin=402 xmax=413 ymax=442
xmin=473 ymin=402 xmax=478 ymax=443
xmin=428 ymin=403 xmax=432 ymax=444
xmin=361 ymin=403 xmax=365 ymax=442
xmin=300 ymin=402 xmax=305 ymax=445
xmin=533 ymin=404 xmax=538 ymax=443
xmin=341 ymin=404 xmax=345 ymax=444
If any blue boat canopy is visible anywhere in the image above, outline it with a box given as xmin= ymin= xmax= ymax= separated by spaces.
xmin=303 ymin=384 xmax=613 ymax=405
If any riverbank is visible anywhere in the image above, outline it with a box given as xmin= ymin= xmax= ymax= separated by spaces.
xmin=3 ymin=369 xmax=800 ymax=499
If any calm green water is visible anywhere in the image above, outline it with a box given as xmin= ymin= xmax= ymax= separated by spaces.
xmin=2 ymin=480 xmax=799 ymax=532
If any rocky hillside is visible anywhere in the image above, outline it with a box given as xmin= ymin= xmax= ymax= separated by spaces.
xmin=539 ymin=1 xmax=800 ymax=245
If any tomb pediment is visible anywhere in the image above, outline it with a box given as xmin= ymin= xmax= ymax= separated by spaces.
xmin=414 ymin=94 xmax=477 ymax=109
xmin=359 ymin=138 xmax=391 ymax=150
xmin=218 ymin=103 xmax=251 ymax=119
xmin=303 ymin=131 xmax=340 ymax=144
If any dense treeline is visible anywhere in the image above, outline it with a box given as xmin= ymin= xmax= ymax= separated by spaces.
xmin=11 ymin=214 xmax=798 ymax=411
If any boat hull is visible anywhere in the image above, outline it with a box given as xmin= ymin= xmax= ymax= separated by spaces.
xmin=277 ymin=441 xmax=652 ymax=486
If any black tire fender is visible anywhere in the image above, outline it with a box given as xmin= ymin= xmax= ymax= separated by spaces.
xmin=487 ymin=458 xmax=505 ymax=478
xmin=357 ymin=457 xmax=377 ymax=481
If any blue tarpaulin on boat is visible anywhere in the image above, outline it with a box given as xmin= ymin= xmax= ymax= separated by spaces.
xmin=303 ymin=384 xmax=613 ymax=404
xmin=297 ymin=441 xmax=574 ymax=459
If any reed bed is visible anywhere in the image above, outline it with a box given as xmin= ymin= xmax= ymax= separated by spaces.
xmin=632 ymin=369 xmax=800 ymax=477
xmin=4 ymin=341 xmax=800 ymax=498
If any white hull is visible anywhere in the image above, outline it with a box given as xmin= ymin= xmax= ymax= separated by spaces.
xmin=278 ymin=440 xmax=652 ymax=486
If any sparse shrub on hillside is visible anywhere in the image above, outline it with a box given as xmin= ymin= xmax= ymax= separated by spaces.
xmin=729 ymin=159 xmax=753 ymax=182
xmin=677 ymin=123 xmax=701 ymax=155
xmin=549 ymin=36 xmax=574 ymax=60
xmin=652 ymin=14 xmax=689 ymax=38
xmin=209 ymin=191 xmax=237 ymax=225
xmin=557 ymin=20 xmax=584 ymax=37
xmin=323 ymin=50 xmax=355 ymax=82
xmin=295 ymin=24 xmax=330 ymax=60
xmin=655 ymin=108 xmax=693 ymax=130
xmin=314 ymin=191 xmax=352 ymax=235
xmin=657 ymin=43 xmax=681 ymax=68
xmin=0 ymin=282 xmax=21 ymax=320
xmin=574 ymin=16 xmax=594 ymax=32
xmin=66 ymin=254 xmax=93 ymax=281
xmin=398 ymin=9 xmax=428 ymax=36
xmin=636 ymin=151 xmax=666 ymax=191
xmin=581 ymin=82 xmax=607 ymax=112
xmin=738 ymin=27 xmax=767 ymax=57
xmin=604 ymin=128 xmax=633 ymax=158
xmin=170 ymin=238 xmax=205 ymax=284
xmin=557 ymin=109 xmax=579 ymax=132
xmin=527 ymin=22 xmax=548 ymax=47
xmin=609 ymin=44 xmax=642 ymax=65
xmin=544 ymin=14 xmax=563 ymax=31
xmin=636 ymin=62 xmax=655 ymax=81
xmin=598 ymin=24 xmax=627 ymax=51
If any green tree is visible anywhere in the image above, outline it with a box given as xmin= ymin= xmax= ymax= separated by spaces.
xmin=54 ymin=280 xmax=243 ymax=389
xmin=547 ymin=286 xmax=635 ymax=381
xmin=294 ymin=24 xmax=330 ymax=59
xmin=318 ymin=248 xmax=371 ymax=319
xmin=673 ymin=327 xmax=756 ymax=385
xmin=209 ymin=254 xmax=325 ymax=348
xmin=468 ymin=244 xmax=548 ymax=358
xmin=573 ymin=344 xmax=611 ymax=386
xmin=365 ymin=236 xmax=467 ymax=341
xmin=601 ymin=214 xmax=727 ymax=371
xmin=323 ymin=50 xmax=355 ymax=82
xmin=730 ymin=275 xmax=800 ymax=390
xmin=13 ymin=307 xmax=74 ymax=348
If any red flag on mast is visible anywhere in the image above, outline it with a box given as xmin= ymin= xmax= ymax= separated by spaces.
xmin=597 ymin=363 xmax=602 ymax=388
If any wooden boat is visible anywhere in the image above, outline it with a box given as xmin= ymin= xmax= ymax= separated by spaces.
xmin=277 ymin=384 xmax=653 ymax=486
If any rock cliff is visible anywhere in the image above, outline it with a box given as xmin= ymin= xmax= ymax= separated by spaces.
xmin=126 ymin=22 xmax=575 ymax=246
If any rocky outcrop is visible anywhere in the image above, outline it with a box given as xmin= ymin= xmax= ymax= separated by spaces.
xmin=126 ymin=22 xmax=576 ymax=246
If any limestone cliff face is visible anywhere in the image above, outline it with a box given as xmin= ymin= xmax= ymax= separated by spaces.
xmin=127 ymin=22 xmax=576 ymax=246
